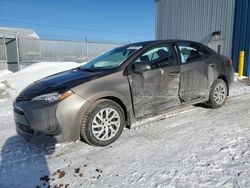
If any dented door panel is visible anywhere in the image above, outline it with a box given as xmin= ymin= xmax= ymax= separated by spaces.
xmin=179 ymin=61 xmax=210 ymax=102
xmin=128 ymin=69 xmax=161 ymax=118
xmin=155 ymin=66 xmax=181 ymax=112
xmin=129 ymin=65 xmax=181 ymax=118
xmin=128 ymin=43 xmax=181 ymax=118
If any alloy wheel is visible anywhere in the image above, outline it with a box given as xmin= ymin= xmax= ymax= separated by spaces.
xmin=91 ymin=108 xmax=121 ymax=141
xmin=213 ymin=82 xmax=227 ymax=105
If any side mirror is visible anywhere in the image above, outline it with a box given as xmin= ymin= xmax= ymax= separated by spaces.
xmin=133 ymin=63 xmax=151 ymax=72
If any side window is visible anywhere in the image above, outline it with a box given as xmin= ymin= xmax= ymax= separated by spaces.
xmin=135 ymin=44 xmax=177 ymax=68
xmin=178 ymin=43 xmax=208 ymax=64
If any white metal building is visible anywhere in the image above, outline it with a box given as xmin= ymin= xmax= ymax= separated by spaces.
xmin=0 ymin=27 xmax=39 ymax=64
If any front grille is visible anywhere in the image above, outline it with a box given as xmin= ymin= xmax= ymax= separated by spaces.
xmin=16 ymin=96 xmax=32 ymax=102
xmin=16 ymin=122 xmax=35 ymax=134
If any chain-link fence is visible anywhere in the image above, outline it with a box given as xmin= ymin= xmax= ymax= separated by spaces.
xmin=0 ymin=38 xmax=6 ymax=62
xmin=0 ymin=35 xmax=124 ymax=71
xmin=19 ymin=37 xmax=123 ymax=63
xmin=0 ymin=38 xmax=7 ymax=70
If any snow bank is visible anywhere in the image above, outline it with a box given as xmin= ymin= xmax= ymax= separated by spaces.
xmin=234 ymin=72 xmax=249 ymax=81
xmin=0 ymin=62 xmax=79 ymax=98
xmin=0 ymin=70 xmax=12 ymax=79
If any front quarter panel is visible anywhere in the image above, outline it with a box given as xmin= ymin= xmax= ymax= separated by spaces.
xmin=71 ymin=71 xmax=134 ymax=121
xmin=56 ymin=94 xmax=91 ymax=142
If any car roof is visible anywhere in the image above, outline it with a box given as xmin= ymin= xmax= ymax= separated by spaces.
xmin=127 ymin=40 xmax=204 ymax=47
xmin=124 ymin=40 xmax=215 ymax=54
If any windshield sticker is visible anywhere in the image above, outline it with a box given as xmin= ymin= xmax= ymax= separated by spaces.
xmin=127 ymin=46 xmax=143 ymax=50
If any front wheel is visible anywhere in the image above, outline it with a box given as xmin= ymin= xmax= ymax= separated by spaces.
xmin=80 ymin=99 xmax=125 ymax=146
xmin=208 ymin=79 xmax=228 ymax=108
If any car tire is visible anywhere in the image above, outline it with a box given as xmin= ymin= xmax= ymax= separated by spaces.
xmin=80 ymin=99 xmax=125 ymax=146
xmin=208 ymin=79 xmax=228 ymax=109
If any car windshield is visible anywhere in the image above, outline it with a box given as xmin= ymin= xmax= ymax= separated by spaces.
xmin=80 ymin=45 xmax=142 ymax=70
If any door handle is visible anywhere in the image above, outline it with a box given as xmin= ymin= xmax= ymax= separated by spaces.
xmin=168 ymin=71 xmax=180 ymax=76
xmin=209 ymin=64 xmax=215 ymax=67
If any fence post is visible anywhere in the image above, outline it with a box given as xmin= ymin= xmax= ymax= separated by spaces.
xmin=39 ymin=38 xmax=42 ymax=62
xmin=3 ymin=36 xmax=7 ymax=69
xmin=16 ymin=33 xmax=20 ymax=70
xmin=84 ymin=36 xmax=88 ymax=62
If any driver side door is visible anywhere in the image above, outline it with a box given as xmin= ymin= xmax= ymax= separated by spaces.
xmin=127 ymin=43 xmax=181 ymax=118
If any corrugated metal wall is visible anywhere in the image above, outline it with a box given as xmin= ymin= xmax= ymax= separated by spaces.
xmin=156 ymin=0 xmax=235 ymax=58
xmin=232 ymin=0 xmax=250 ymax=76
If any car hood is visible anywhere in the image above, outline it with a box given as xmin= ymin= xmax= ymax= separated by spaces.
xmin=18 ymin=68 xmax=105 ymax=99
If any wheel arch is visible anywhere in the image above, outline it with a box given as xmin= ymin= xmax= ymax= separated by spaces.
xmin=99 ymin=96 xmax=131 ymax=128
xmin=82 ymin=90 xmax=134 ymax=128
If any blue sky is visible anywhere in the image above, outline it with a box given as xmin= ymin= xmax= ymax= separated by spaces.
xmin=0 ymin=0 xmax=155 ymax=43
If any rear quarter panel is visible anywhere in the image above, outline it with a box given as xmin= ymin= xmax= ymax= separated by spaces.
xmin=212 ymin=54 xmax=234 ymax=89
xmin=218 ymin=55 xmax=234 ymax=86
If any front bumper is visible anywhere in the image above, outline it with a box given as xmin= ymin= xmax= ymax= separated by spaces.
xmin=14 ymin=94 xmax=91 ymax=144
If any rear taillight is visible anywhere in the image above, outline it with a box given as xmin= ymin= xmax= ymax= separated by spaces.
xmin=226 ymin=59 xmax=233 ymax=65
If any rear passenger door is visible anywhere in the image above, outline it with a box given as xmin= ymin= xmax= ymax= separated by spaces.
xmin=177 ymin=42 xmax=211 ymax=102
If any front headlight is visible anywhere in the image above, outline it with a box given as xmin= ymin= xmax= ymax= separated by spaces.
xmin=32 ymin=91 xmax=74 ymax=103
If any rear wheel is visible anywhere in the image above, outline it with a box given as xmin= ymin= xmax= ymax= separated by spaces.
xmin=80 ymin=99 xmax=125 ymax=146
xmin=208 ymin=79 xmax=228 ymax=108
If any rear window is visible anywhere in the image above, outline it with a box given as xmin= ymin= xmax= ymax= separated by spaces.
xmin=178 ymin=43 xmax=211 ymax=64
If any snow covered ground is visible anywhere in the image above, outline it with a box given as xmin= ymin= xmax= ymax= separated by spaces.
xmin=1 ymin=63 xmax=250 ymax=188
xmin=0 ymin=70 xmax=12 ymax=78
